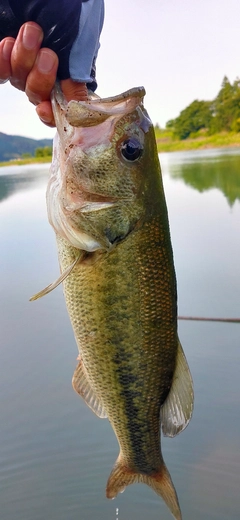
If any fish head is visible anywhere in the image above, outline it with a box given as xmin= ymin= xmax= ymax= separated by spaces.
xmin=47 ymin=84 xmax=161 ymax=252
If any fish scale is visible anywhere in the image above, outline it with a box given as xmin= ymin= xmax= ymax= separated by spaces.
xmin=57 ymin=217 xmax=176 ymax=472
xmin=31 ymin=85 xmax=194 ymax=520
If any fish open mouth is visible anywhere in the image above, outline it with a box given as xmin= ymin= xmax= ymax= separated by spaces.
xmin=53 ymin=84 xmax=147 ymax=128
xmin=48 ymin=84 xmax=151 ymax=251
xmin=51 ymin=84 xmax=150 ymax=152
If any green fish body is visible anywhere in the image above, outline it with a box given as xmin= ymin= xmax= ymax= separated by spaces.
xmin=32 ymin=85 xmax=194 ymax=520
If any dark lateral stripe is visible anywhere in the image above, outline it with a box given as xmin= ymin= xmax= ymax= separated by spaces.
xmin=113 ymin=350 xmax=160 ymax=474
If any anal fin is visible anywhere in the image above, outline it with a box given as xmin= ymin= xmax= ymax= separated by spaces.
xmin=161 ymin=339 xmax=194 ymax=437
xmin=72 ymin=358 xmax=108 ymax=419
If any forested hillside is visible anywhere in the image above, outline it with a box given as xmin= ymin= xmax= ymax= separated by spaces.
xmin=166 ymin=76 xmax=240 ymax=139
xmin=0 ymin=132 xmax=52 ymax=161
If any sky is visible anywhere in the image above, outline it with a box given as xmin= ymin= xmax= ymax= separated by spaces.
xmin=1 ymin=0 xmax=240 ymax=140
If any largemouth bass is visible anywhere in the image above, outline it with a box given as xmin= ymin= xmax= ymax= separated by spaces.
xmin=31 ymin=84 xmax=193 ymax=520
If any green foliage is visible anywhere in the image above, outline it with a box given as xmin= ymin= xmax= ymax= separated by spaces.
xmin=35 ymin=146 xmax=52 ymax=157
xmin=169 ymin=151 xmax=240 ymax=206
xmin=231 ymin=117 xmax=240 ymax=133
xmin=168 ymin=76 xmax=240 ymax=139
xmin=21 ymin=152 xmax=32 ymax=158
xmin=170 ymin=100 xmax=213 ymax=140
xmin=165 ymin=119 xmax=175 ymax=129
xmin=210 ymin=76 xmax=240 ymax=133
xmin=155 ymin=127 xmax=240 ymax=153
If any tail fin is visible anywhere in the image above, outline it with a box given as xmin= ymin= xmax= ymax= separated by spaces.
xmin=106 ymin=455 xmax=182 ymax=520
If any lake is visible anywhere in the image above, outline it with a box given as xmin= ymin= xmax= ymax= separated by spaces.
xmin=0 ymin=149 xmax=239 ymax=520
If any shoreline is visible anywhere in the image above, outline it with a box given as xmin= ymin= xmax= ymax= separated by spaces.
xmin=1 ymin=132 xmax=240 ymax=167
xmin=0 ymin=156 xmax=52 ymax=167
xmin=155 ymin=129 xmax=240 ymax=153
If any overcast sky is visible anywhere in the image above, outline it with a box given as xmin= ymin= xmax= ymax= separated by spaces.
xmin=1 ymin=0 xmax=240 ymax=140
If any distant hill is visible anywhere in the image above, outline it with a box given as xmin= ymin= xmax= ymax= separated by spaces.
xmin=0 ymin=131 xmax=53 ymax=162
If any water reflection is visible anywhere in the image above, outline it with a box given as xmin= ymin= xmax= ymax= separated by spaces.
xmin=0 ymin=155 xmax=239 ymax=520
xmin=163 ymin=147 xmax=240 ymax=206
xmin=0 ymin=164 xmax=50 ymax=204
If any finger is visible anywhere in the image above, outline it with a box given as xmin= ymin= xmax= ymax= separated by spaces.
xmin=35 ymin=78 xmax=88 ymax=128
xmin=61 ymin=79 xmax=88 ymax=102
xmin=25 ymin=48 xmax=58 ymax=105
xmin=0 ymin=38 xmax=15 ymax=83
xmin=10 ymin=22 xmax=43 ymax=91
xmin=36 ymin=101 xmax=55 ymax=127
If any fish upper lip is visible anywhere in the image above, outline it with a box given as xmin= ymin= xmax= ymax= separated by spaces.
xmin=53 ymin=84 xmax=146 ymax=121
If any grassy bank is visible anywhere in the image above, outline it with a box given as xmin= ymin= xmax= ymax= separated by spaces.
xmin=155 ymin=128 xmax=240 ymax=153
xmin=1 ymin=129 xmax=240 ymax=167
xmin=0 ymin=156 xmax=52 ymax=167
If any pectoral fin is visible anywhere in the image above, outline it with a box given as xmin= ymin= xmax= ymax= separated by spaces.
xmin=30 ymin=254 xmax=81 ymax=301
xmin=161 ymin=339 xmax=194 ymax=437
xmin=72 ymin=358 xmax=108 ymax=419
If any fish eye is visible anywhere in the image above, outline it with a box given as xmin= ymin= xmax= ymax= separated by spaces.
xmin=120 ymin=138 xmax=143 ymax=161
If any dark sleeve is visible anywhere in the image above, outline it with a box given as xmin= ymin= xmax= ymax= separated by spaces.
xmin=0 ymin=0 xmax=89 ymax=79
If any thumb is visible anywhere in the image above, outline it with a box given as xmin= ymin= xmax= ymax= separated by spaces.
xmin=36 ymin=78 xmax=88 ymax=127
xmin=60 ymin=78 xmax=88 ymax=102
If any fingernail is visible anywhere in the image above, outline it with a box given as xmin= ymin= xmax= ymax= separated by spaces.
xmin=39 ymin=115 xmax=55 ymax=127
xmin=28 ymin=91 xmax=41 ymax=105
xmin=23 ymin=23 xmax=43 ymax=50
xmin=40 ymin=114 xmax=52 ymax=123
xmin=36 ymin=106 xmax=54 ymax=124
xmin=37 ymin=49 xmax=56 ymax=74
xmin=3 ymin=39 xmax=14 ymax=60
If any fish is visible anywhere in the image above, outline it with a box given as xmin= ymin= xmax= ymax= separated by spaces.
xmin=31 ymin=84 xmax=194 ymax=520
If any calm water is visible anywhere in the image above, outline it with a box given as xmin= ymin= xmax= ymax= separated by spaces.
xmin=0 ymin=149 xmax=239 ymax=520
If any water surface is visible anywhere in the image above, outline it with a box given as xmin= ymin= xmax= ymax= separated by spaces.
xmin=0 ymin=151 xmax=239 ymax=520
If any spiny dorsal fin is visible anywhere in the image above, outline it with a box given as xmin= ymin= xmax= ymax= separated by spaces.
xmin=161 ymin=339 xmax=194 ymax=437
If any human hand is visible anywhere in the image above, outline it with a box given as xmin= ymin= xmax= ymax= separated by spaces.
xmin=0 ymin=22 xmax=88 ymax=127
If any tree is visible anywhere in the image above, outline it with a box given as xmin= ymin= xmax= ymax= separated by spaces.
xmin=172 ymin=100 xmax=213 ymax=140
xmin=35 ymin=146 xmax=52 ymax=157
xmin=209 ymin=76 xmax=240 ymax=133
xmin=165 ymin=75 xmax=240 ymax=137
xmin=165 ymin=119 xmax=175 ymax=129
xmin=21 ymin=152 xmax=32 ymax=158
